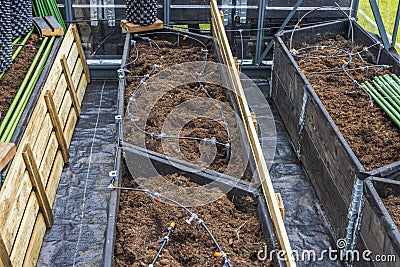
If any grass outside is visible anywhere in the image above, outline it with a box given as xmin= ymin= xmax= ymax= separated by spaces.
xmin=358 ymin=0 xmax=400 ymax=50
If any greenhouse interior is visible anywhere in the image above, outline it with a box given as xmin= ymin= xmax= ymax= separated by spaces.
xmin=1 ymin=0 xmax=400 ymax=266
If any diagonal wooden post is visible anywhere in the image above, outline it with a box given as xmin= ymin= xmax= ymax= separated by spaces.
xmin=71 ymin=24 xmax=91 ymax=83
xmin=60 ymin=55 xmax=81 ymax=116
xmin=22 ymin=144 xmax=54 ymax=228
xmin=44 ymin=90 xmax=70 ymax=163
xmin=0 ymin=143 xmax=16 ymax=171
xmin=0 ymin=234 xmax=11 ymax=267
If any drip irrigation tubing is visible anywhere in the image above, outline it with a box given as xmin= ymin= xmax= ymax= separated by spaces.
xmin=108 ymin=184 xmax=232 ymax=267
xmin=122 ymin=32 xmax=232 ymax=158
xmin=287 ymin=3 xmax=391 ymax=109
xmin=148 ymin=222 xmax=176 ymax=267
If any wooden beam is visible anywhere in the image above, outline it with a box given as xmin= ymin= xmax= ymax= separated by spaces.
xmin=32 ymin=17 xmax=52 ymax=36
xmin=0 ymin=143 xmax=16 ymax=171
xmin=275 ymin=193 xmax=285 ymax=220
xmin=71 ymin=24 xmax=91 ymax=83
xmin=250 ymin=112 xmax=258 ymax=134
xmin=120 ymin=19 xmax=163 ymax=33
xmin=0 ymin=234 xmax=11 ymax=267
xmin=44 ymin=16 xmax=64 ymax=36
xmin=210 ymin=1 xmax=296 ymax=266
xmin=44 ymin=90 xmax=69 ymax=163
xmin=22 ymin=145 xmax=53 ymax=228
xmin=60 ymin=55 xmax=81 ymax=116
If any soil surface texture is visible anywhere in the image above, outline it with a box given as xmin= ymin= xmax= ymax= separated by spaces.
xmin=0 ymin=33 xmax=41 ymax=125
xmin=382 ymin=187 xmax=400 ymax=230
xmin=296 ymin=34 xmax=400 ymax=171
xmin=114 ymin=165 xmax=268 ymax=266
xmin=124 ymin=37 xmax=250 ymax=179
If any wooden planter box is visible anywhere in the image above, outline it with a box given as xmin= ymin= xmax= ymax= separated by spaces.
xmin=0 ymin=24 xmax=90 ymax=267
xmin=271 ymin=19 xmax=400 ymax=262
xmin=362 ymin=177 xmax=400 ymax=267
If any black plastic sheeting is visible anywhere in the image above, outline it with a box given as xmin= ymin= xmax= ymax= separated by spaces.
xmin=253 ymin=80 xmax=341 ymax=267
xmin=38 ymin=80 xmax=118 ymax=266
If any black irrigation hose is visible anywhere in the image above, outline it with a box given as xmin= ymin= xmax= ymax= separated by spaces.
xmin=91 ymin=27 xmax=121 ymax=57
xmin=148 ymin=222 xmax=176 ymax=267
xmin=108 ymin=185 xmax=232 ymax=267
xmin=122 ymin=33 xmax=232 ymax=157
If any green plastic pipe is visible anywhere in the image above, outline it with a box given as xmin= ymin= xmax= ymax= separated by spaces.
xmin=391 ymin=74 xmax=400 ymax=85
xmin=372 ymin=79 xmax=400 ymax=113
xmin=377 ymin=76 xmax=400 ymax=101
xmin=364 ymin=82 xmax=400 ymax=127
xmin=2 ymin=37 xmax=55 ymax=142
xmin=12 ymin=29 xmax=34 ymax=61
xmin=383 ymin=75 xmax=400 ymax=95
xmin=0 ymin=32 xmax=32 ymax=80
xmin=0 ymin=37 xmax=49 ymax=138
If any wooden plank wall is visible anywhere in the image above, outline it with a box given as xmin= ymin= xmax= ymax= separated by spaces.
xmin=210 ymin=1 xmax=296 ymax=266
xmin=0 ymin=24 xmax=90 ymax=267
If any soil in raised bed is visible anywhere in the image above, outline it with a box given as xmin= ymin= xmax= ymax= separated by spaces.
xmin=124 ymin=38 xmax=251 ymax=179
xmin=0 ymin=34 xmax=41 ymax=125
xmin=295 ymin=34 xmax=400 ymax=171
xmin=114 ymin=164 xmax=269 ymax=266
xmin=381 ymin=187 xmax=400 ymax=230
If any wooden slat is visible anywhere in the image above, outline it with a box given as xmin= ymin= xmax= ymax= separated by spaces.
xmin=120 ymin=19 xmax=163 ymax=33
xmin=61 ymin=55 xmax=81 ymax=116
xmin=0 ymin=234 xmax=11 ymax=267
xmin=22 ymin=145 xmax=53 ymax=228
xmin=64 ymin=109 xmax=78 ymax=145
xmin=59 ymin=91 xmax=73 ymax=128
xmin=210 ymin=1 xmax=296 ymax=266
xmin=32 ymin=17 xmax=52 ymax=36
xmin=71 ymin=24 xmax=90 ymax=83
xmin=39 ymin=134 xmax=59 ymax=189
xmin=0 ymin=143 xmax=16 ymax=171
xmin=67 ymin=43 xmax=79 ymax=72
xmin=44 ymin=16 xmax=64 ymax=36
xmin=76 ymin=71 xmax=87 ymax=105
xmin=22 ymin=213 xmax=46 ymax=267
xmin=32 ymin=115 xmax=52 ymax=166
xmin=10 ymin=192 xmax=38 ymax=266
xmin=44 ymin=90 xmax=69 ymax=163
xmin=275 ymin=193 xmax=285 ymax=220
xmin=24 ymin=152 xmax=64 ymax=267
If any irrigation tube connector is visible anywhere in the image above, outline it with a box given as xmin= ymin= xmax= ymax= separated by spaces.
xmin=148 ymin=222 xmax=176 ymax=267
xmin=123 ymin=33 xmax=232 ymax=159
xmin=108 ymin=185 xmax=232 ymax=267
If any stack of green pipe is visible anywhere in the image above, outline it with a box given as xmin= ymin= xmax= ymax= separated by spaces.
xmin=32 ymin=0 xmax=66 ymax=31
xmin=0 ymin=36 xmax=56 ymax=142
xmin=362 ymin=74 xmax=400 ymax=128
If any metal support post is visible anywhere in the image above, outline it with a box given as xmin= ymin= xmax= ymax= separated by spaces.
xmin=163 ymin=0 xmax=170 ymax=26
xmin=350 ymin=0 xmax=360 ymax=19
xmin=254 ymin=0 xmax=266 ymax=65
xmin=256 ymin=0 xmax=303 ymax=65
xmin=391 ymin=1 xmax=400 ymax=47
xmin=369 ymin=0 xmax=392 ymax=50
xmin=64 ymin=0 xmax=73 ymax=27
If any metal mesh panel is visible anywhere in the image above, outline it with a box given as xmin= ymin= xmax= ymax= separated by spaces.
xmin=0 ymin=0 xmax=12 ymax=72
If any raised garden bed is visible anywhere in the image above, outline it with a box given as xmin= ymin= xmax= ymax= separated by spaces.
xmin=0 ymin=32 xmax=62 ymax=186
xmin=362 ymin=177 xmax=400 ymax=266
xmin=122 ymin=30 xmax=253 ymax=181
xmin=114 ymin=159 xmax=269 ymax=266
xmin=0 ymin=34 xmax=40 ymax=125
xmin=103 ymin=29 xmax=284 ymax=267
xmin=272 ymin=19 xmax=400 ymax=248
